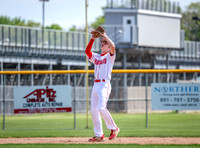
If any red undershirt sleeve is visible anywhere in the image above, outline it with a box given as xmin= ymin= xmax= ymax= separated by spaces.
xmin=85 ymin=39 xmax=94 ymax=59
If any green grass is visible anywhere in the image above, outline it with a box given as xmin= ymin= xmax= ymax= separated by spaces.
xmin=0 ymin=144 xmax=200 ymax=148
xmin=0 ymin=112 xmax=200 ymax=138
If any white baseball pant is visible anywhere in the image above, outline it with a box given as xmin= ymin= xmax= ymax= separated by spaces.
xmin=91 ymin=81 xmax=117 ymax=137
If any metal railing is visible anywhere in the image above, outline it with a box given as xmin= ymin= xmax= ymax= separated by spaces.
xmin=0 ymin=25 xmax=100 ymax=56
xmin=103 ymin=25 xmax=138 ymax=45
xmin=106 ymin=0 xmax=180 ymax=14
xmin=164 ymin=41 xmax=200 ymax=59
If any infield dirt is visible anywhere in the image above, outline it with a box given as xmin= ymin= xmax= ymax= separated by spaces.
xmin=0 ymin=137 xmax=200 ymax=144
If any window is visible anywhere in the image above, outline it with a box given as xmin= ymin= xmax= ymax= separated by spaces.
xmin=127 ymin=20 xmax=131 ymax=24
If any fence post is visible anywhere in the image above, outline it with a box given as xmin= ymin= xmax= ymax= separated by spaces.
xmin=145 ymin=73 xmax=148 ymax=128
xmin=73 ymin=74 xmax=76 ymax=129
xmin=3 ymin=74 xmax=6 ymax=130
xmin=123 ymin=52 xmax=128 ymax=112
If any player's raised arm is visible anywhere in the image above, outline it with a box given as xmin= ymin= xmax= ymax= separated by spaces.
xmin=85 ymin=31 xmax=98 ymax=59
xmin=102 ymin=33 xmax=115 ymax=55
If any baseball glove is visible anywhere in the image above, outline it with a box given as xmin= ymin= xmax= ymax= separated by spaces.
xmin=91 ymin=26 xmax=105 ymax=38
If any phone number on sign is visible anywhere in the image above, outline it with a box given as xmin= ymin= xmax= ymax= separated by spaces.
xmin=160 ymin=98 xmax=200 ymax=102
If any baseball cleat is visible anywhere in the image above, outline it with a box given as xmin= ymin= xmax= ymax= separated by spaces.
xmin=109 ymin=127 xmax=120 ymax=140
xmin=88 ymin=134 xmax=105 ymax=142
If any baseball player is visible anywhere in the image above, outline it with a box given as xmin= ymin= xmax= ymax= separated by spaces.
xmin=85 ymin=30 xmax=120 ymax=142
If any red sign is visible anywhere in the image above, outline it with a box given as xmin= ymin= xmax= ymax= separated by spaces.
xmin=14 ymin=85 xmax=72 ymax=114
xmin=23 ymin=86 xmax=56 ymax=103
xmin=14 ymin=107 xmax=72 ymax=114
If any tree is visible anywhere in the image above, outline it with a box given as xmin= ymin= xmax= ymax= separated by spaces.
xmin=27 ymin=20 xmax=40 ymax=27
xmin=0 ymin=16 xmax=65 ymax=30
xmin=0 ymin=16 xmax=25 ymax=26
xmin=91 ymin=16 xmax=105 ymax=29
xmin=69 ymin=25 xmax=77 ymax=31
xmin=11 ymin=17 xmax=26 ymax=26
xmin=90 ymin=6 xmax=105 ymax=29
xmin=181 ymin=2 xmax=200 ymax=41
xmin=45 ymin=24 xmax=62 ymax=30
xmin=0 ymin=16 xmax=12 ymax=25
xmin=0 ymin=16 xmax=40 ymax=27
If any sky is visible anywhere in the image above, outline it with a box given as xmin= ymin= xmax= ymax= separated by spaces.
xmin=0 ymin=0 xmax=199 ymax=30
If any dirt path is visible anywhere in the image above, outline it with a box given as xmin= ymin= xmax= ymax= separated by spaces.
xmin=0 ymin=137 xmax=200 ymax=144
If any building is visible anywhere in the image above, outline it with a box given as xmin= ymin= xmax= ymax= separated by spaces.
xmin=104 ymin=0 xmax=200 ymax=86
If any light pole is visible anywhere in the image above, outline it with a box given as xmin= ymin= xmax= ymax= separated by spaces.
xmin=39 ymin=0 xmax=49 ymax=49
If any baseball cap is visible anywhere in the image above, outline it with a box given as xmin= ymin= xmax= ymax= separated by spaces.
xmin=100 ymin=38 xmax=108 ymax=44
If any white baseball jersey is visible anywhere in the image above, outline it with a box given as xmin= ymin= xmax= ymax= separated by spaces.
xmin=88 ymin=52 xmax=116 ymax=81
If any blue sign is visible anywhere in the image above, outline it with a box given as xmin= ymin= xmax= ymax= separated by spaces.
xmin=151 ymin=83 xmax=200 ymax=110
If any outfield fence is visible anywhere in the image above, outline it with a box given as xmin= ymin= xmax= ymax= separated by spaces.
xmin=1 ymin=69 xmax=200 ymax=130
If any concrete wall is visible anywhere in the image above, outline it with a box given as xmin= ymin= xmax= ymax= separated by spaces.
xmin=127 ymin=86 xmax=151 ymax=113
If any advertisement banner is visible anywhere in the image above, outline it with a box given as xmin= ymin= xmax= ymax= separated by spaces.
xmin=151 ymin=83 xmax=200 ymax=110
xmin=14 ymin=85 xmax=72 ymax=114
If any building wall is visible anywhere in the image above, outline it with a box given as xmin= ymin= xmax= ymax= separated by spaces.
xmin=105 ymin=10 xmax=137 ymax=25
xmin=137 ymin=10 xmax=181 ymax=48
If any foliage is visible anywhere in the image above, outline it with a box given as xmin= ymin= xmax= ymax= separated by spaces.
xmin=0 ymin=16 xmax=62 ymax=30
xmin=27 ymin=20 xmax=40 ymax=27
xmin=45 ymin=24 xmax=63 ymax=30
xmin=69 ymin=25 xmax=77 ymax=31
xmin=0 ymin=16 xmax=39 ymax=27
xmin=181 ymin=2 xmax=200 ymax=41
xmin=90 ymin=6 xmax=106 ymax=29
xmin=91 ymin=16 xmax=105 ymax=29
